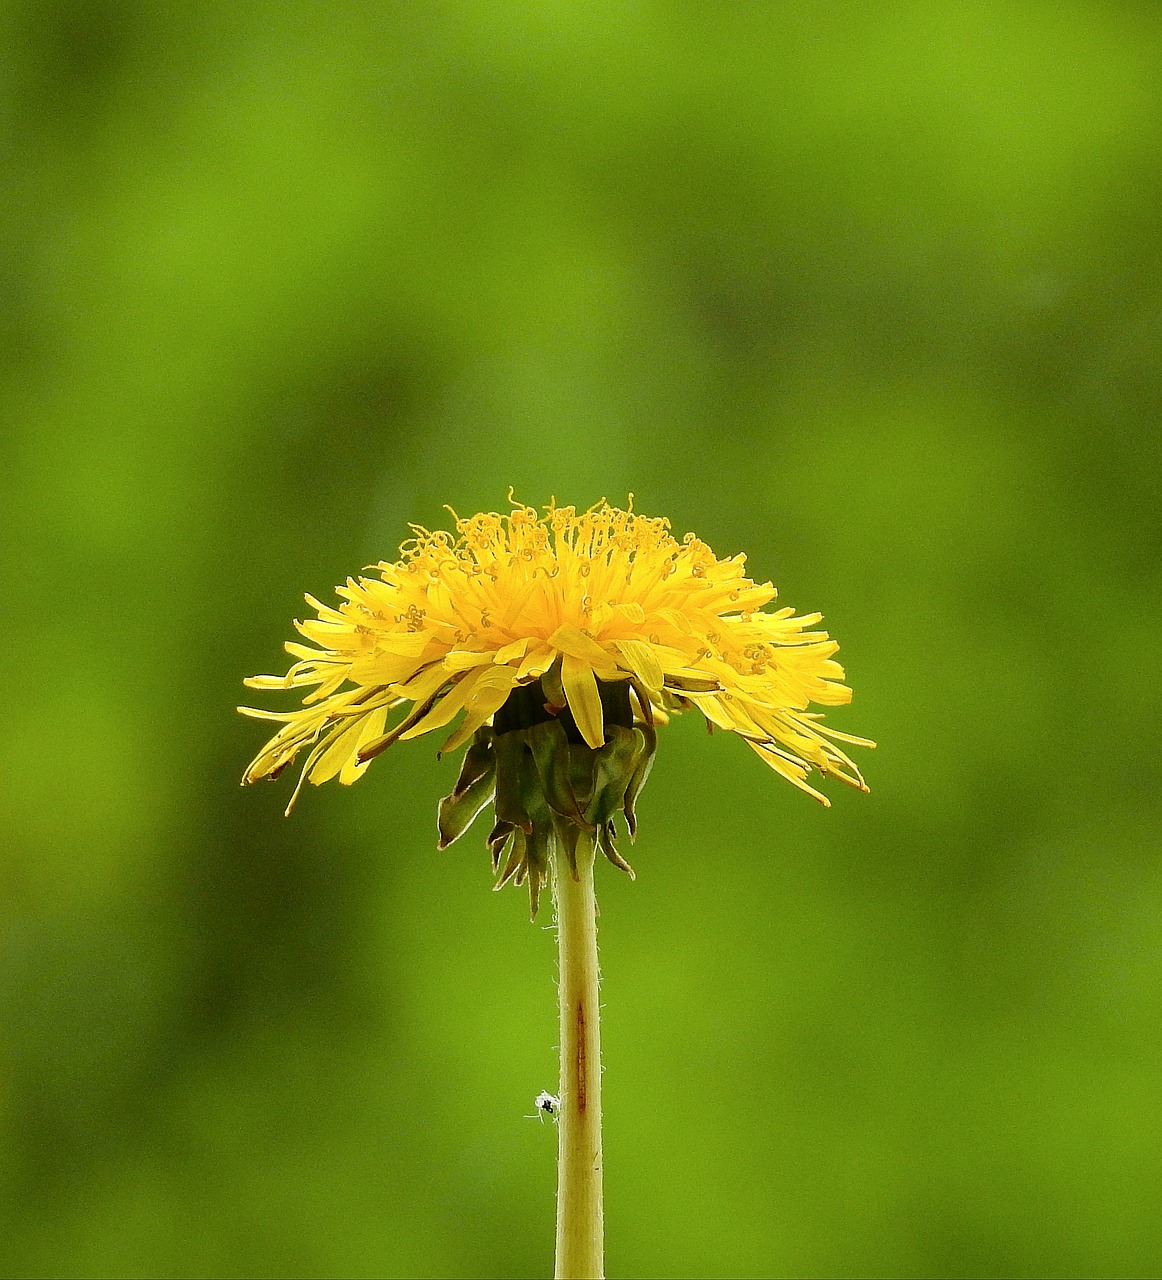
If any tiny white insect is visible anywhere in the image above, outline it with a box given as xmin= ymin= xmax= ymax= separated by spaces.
xmin=527 ymin=1090 xmax=560 ymax=1122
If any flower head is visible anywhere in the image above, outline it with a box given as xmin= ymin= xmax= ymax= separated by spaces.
xmin=241 ymin=499 xmax=872 ymax=914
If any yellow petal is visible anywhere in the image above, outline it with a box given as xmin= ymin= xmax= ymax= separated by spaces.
xmin=810 ymin=681 xmax=852 ymax=706
xmin=465 ymin=665 xmax=520 ymax=711
xmin=548 ymin=624 xmax=620 ymax=679
xmin=561 ymin=653 xmax=604 ymax=748
xmin=348 ymin=653 xmax=424 ymax=686
xmin=339 ymin=706 xmax=388 ymax=784
xmin=439 ymin=711 xmax=487 ymax=756
xmin=340 ymin=628 xmax=430 ymax=658
xmin=439 ymin=668 xmax=519 ymax=754
xmin=244 ymin=673 xmax=313 ymax=690
xmin=803 ymin=718 xmax=877 ymax=749
xmin=748 ymin=741 xmax=831 ymax=806
xmin=494 ymin=637 xmax=530 ymax=664
xmin=302 ymin=593 xmax=348 ymax=624
xmin=613 ymin=601 xmax=646 ymax=624
xmin=285 ymin=642 xmax=339 ymax=662
xmin=613 ymin=638 xmax=664 ymax=693
xmin=394 ymin=662 xmax=451 ymax=702
xmin=237 ymin=705 xmax=296 ymax=721
xmin=309 ymin=716 xmax=369 ymax=786
xmin=684 ymin=692 xmax=735 ymax=731
xmin=399 ymin=671 xmax=479 ymax=740
xmin=443 ymin=649 xmax=496 ymax=671
xmin=516 ymin=644 xmax=555 ymax=680
xmin=301 ymin=668 xmax=349 ymax=704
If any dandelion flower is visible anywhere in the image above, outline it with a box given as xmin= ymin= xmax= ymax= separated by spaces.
xmin=241 ymin=498 xmax=872 ymax=910
xmin=240 ymin=497 xmax=872 ymax=1279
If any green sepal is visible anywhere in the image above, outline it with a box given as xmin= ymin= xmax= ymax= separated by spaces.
xmin=524 ymin=819 xmax=554 ymax=920
xmin=568 ymin=744 xmax=597 ymax=810
xmin=494 ymin=827 xmax=527 ymax=889
xmin=527 ymin=719 xmax=590 ymax=827
xmin=598 ymin=820 xmax=636 ymax=879
xmin=493 ymin=729 xmax=533 ymax=833
xmin=584 ymin=724 xmax=640 ymax=826
xmin=437 ymin=765 xmax=496 ymax=849
xmin=527 ymin=870 xmax=546 ymax=920
xmin=451 ymin=727 xmax=494 ymax=796
xmin=553 ymin=817 xmax=583 ymax=880
xmin=442 ymin=675 xmax=662 ymax=920
xmin=437 ymin=730 xmax=497 ymax=849
xmin=622 ymin=722 xmax=656 ymax=840
xmin=486 ymin=818 xmax=515 ymax=872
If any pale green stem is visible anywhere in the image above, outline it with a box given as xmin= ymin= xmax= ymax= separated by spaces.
xmin=553 ymin=834 xmax=604 ymax=1280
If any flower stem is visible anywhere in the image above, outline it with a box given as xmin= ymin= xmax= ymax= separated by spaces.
xmin=553 ymin=833 xmax=604 ymax=1280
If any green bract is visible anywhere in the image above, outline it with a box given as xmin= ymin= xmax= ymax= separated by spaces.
xmin=436 ymin=674 xmax=657 ymax=918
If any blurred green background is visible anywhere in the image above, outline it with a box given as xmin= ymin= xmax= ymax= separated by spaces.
xmin=2 ymin=2 xmax=1161 ymax=1276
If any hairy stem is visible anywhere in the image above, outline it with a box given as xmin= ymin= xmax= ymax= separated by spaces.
xmin=553 ymin=833 xmax=604 ymax=1280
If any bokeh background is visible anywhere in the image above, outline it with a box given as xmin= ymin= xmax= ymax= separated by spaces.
xmin=2 ymin=2 xmax=1161 ymax=1276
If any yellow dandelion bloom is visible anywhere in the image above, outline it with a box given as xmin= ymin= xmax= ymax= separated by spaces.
xmin=240 ymin=499 xmax=872 ymax=914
